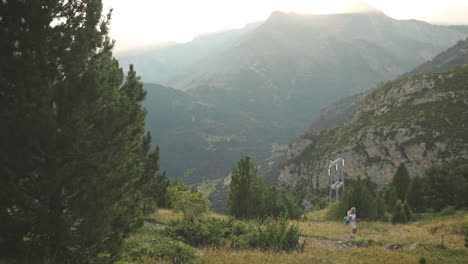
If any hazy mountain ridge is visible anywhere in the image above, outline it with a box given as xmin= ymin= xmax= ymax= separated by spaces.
xmin=135 ymin=10 xmax=468 ymax=202
xmin=278 ymin=66 xmax=468 ymax=203
xmin=404 ymin=37 xmax=468 ymax=77
xmin=118 ymin=23 xmax=261 ymax=86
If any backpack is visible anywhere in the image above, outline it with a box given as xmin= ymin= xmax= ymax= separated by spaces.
xmin=343 ymin=216 xmax=349 ymax=225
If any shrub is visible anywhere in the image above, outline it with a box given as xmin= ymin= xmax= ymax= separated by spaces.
xmin=249 ymin=217 xmax=306 ymax=252
xmin=165 ymin=218 xmax=229 ymax=247
xmin=165 ymin=218 xmax=257 ymax=248
xmin=167 ymin=179 xmax=210 ymax=219
xmin=119 ymin=225 xmax=197 ymax=264
xmin=439 ymin=206 xmax=456 ymax=216
xmin=419 ymin=257 xmax=427 ymax=264
xmin=391 ymin=200 xmax=412 ymax=224
xmin=325 ymin=202 xmax=345 ymax=221
xmin=165 ymin=216 xmax=305 ymax=252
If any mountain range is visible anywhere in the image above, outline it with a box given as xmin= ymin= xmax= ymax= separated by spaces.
xmin=120 ymin=8 xmax=468 ymax=210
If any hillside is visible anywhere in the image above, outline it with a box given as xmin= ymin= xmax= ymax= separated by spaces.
xmin=404 ymin=37 xmax=468 ymax=77
xmin=143 ymin=83 xmax=272 ymax=184
xmin=278 ymin=66 xmax=468 ymax=201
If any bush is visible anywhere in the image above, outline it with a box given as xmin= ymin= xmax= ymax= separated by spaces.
xmin=391 ymin=200 xmax=412 ymax=224
xmin=439 ymin=206 xmax=456 ymax=216
xmin=325 ymin=202 xmax=345 ymax=221
xmin=165 ymin=217 xmax=305 ymax=252
xmin=165 ymin=218 xmax=254 ymax=247
xmin=249 ymin=217 xmax=306 ymax=252
xmin=167 ymin=218 xmax=224 ymax=247
xmin=419 ymin=257 xmax=427 ymax=264
xmin=119 ymin=225 xmax=197 ymax=264
xmin=168 ymin=180 xmax=210 ymax=219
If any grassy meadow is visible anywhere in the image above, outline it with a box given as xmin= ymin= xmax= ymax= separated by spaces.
xmin=118 ymin=209 xmax=468 ymax=264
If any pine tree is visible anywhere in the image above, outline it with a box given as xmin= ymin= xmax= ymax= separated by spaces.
xmin=392 ymin=163 xmax=410 ymax=201
xmin=0 ymin=1 xmax=159 ymax=262
xmin=424 ymin=160 xmax=467 ymax=211
xmin=226 ymin=156 xmax=265 ymax=219
xmin=340 ymin=177 xmax=384 ymax=221
xmin=154 ymin=171 xmax=170 ymax=208
xmin=407 ymin=176 xmax=425 ymax=213
xmin=384 ymin=185 xmax=398 ymax=212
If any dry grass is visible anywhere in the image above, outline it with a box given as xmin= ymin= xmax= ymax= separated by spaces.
xmin=149 ymin=209 xmax=183 ymax=224
xmin=197 ymin=244 xmax=420 ymax=264
xmin=150 ymin=209 xmax=228 ymax=224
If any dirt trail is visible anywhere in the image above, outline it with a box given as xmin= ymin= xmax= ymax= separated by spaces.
xmin=300 ymin=236 xmax=351 ymax=249
xmin=300 ymin=235 xmax=417 ymax=250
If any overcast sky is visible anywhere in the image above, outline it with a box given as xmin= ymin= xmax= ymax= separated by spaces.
xmin=102 ymin=0 xmax=468 ymax=52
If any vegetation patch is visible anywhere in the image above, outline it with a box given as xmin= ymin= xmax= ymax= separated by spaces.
xmin=117 ymin=224 xmax=198 ymax=264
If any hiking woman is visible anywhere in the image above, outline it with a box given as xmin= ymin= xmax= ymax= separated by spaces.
xmin=348 ymin=207 xmax=359 ymax=239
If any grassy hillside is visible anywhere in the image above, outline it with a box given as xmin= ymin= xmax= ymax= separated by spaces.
xmin=118 ymin=209 xmax=468 ymax=264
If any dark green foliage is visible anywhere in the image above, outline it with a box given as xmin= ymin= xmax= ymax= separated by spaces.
xmin=326 ymin=178 xmax=385 ymax=221
xmin=281 ymin=192 xmax=304 ymax=219
xmin=384 ymin=185 xmax=398 ymax=212
xmin=325 ymin=202 xmax=345 ymax=221
xmin=391 ymin=200 xmax=412 ymax=224
xmin=439 ymin=206 xmax=457 ymax=216
xmin=165 ymin=218 xmax=250 ymax=247
xmin=250 ymin=217 xmax=306 ymax=252
xmin=392 ymin=163 xmax=410 ymax=201
xmin=154 ymin=171 xmax=170 ymax=208
xmin=403 ymin=200 xmax=412 ymax=221
xmin=419 ymin=257 xmax=427 ymax=264
xmin=264 ymin=187 xmax=304 ymax=219
xmin=165 ymin=218 xmax=226 ymax=247
xmin=339 ymin=177 xmax=385 ymax=221
xmin=423 ymin=160 xmax=468 ymax=211
xmin=0 ymin=1 xmax=161 ymax=262
xmin=226 ymin=156 xmax=303 ymax=219
xmin=226 ymin=156 xmax=265 ymax=219
xmin=407 ymin=176 xmax=425 ymax=213
xmin=120 ymin=225 xmax=197 ymax=264
xmin=165 ymin=217 xmax=305 ymax=252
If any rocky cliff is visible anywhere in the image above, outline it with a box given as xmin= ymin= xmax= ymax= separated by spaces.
xmin=278 ymin=66 xmax=468 ymax=200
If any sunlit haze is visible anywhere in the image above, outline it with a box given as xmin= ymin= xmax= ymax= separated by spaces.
xmin=103 ymin=0 xmax=468 ymax=52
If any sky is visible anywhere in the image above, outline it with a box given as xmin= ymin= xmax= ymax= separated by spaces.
xmin=102 ymin=0 xmax=468 ymax=52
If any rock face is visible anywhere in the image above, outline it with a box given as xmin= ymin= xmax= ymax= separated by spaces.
xmin=278 ymin=66 xmax=468 ymax=199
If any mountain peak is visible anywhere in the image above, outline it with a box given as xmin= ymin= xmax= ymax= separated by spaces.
xmin=267 ymin=1 xmax=382 ymax=20
xmin=343 ymin=0 xmax=382 ymax=14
